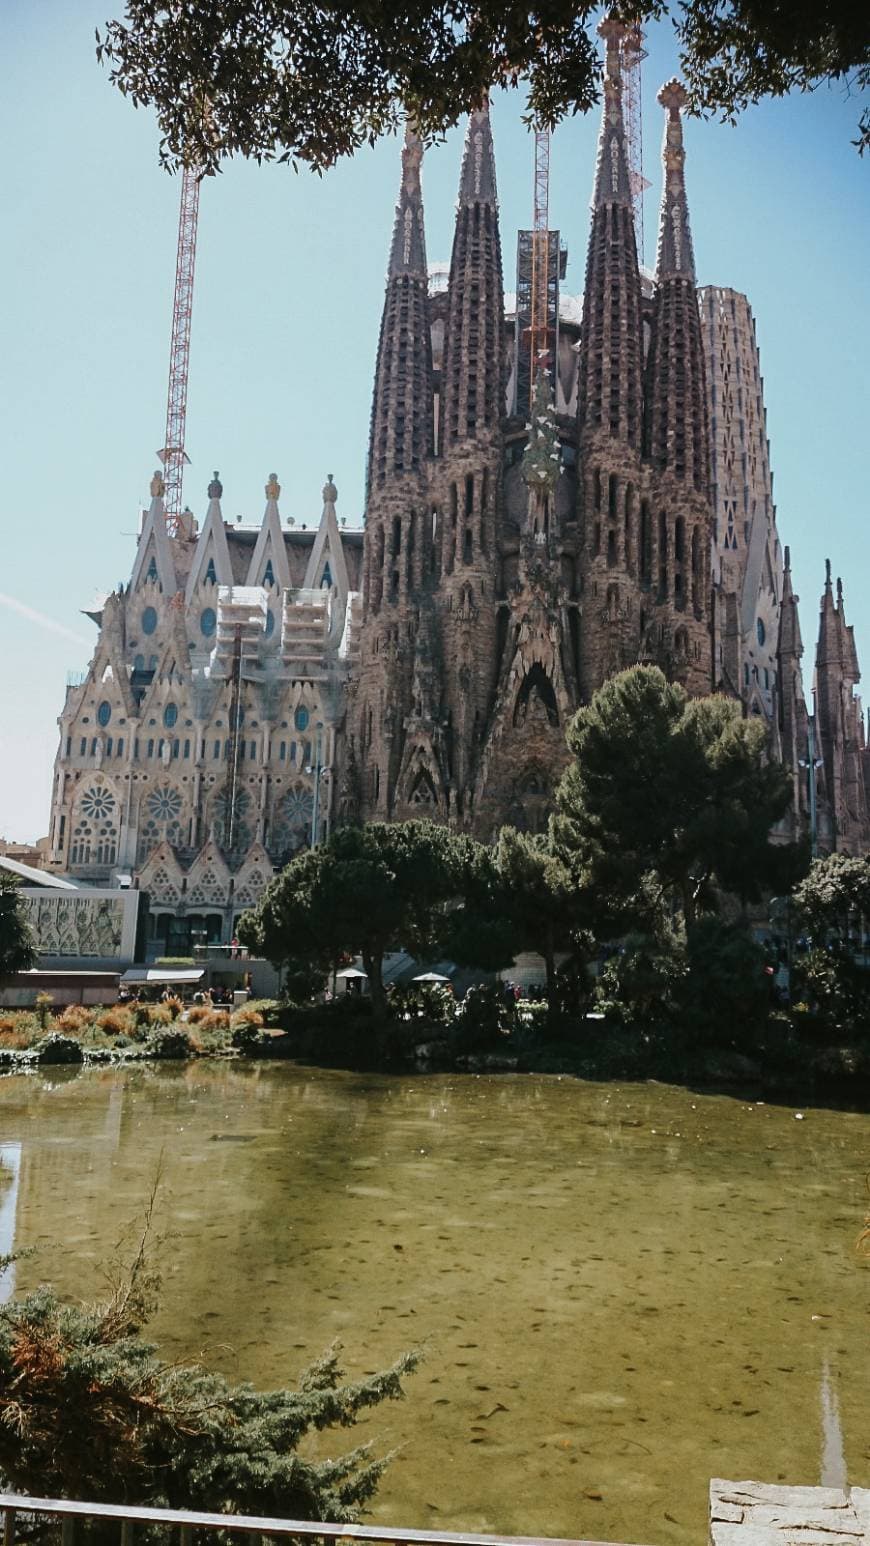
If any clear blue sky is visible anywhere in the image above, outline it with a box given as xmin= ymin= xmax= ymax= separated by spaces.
xmin=1 ymin=1 xmax=867 ymax=842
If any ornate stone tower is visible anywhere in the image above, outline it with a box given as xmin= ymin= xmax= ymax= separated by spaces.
xmin=642 ymin=78 xmax=712 ymax=694
xmin=435 ymin=106 xmax=506 ymax=817
xmin=576 ymin=18 xmax=646 ymax=698
xmin=353 ymin=125 xmax=435 ymax=817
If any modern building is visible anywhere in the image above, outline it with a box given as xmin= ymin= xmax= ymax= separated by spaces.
xmin=45 ymin=21 xmax=868 ymax=940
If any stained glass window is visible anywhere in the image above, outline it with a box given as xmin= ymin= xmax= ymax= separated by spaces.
xmin=142 ymin=606 xmax=158 ymax=635
xmin=200 ymin=607 xmax=216 ymax=637
xmin=163 ymin=702 xmax=178 ymax=728
xmin=97 ymin=701 xmax=112 ymax=727
xmin=294 ymin=705 xmax=309 ymax=732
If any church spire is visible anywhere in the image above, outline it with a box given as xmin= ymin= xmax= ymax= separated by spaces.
xmin=644 ymin=78 xmax=708 ymax=490
xmin=367 ymin=123 xmax=434 ymax=495
xmin=440 ymin=103 xmax=504 ymax=450
xmin=654 ymin=79 xmax=697 ymax=282
xmin=577 ymin=17 xmax=644 ymax=448
xmin=388 ymin=123 xmax=427 ymax=278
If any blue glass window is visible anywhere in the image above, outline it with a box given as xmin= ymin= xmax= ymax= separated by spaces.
xmin=263 ymin=560 xmax=275 ymax=587
xmin=117 ymin=738 xmax=124 ymax=757
xmin=294 ymin=705 xmax=309 ymax=732
xmin=756 ymin=617 xmax=766 ymax=646
xmin=213 ymin=740 xmax=220 ymax=759
xmin=147 ymin=738 xmax=154 ymax=758
xmin=133 ymin=654 xmax=145 ymax=671
xmin=264 ymin=609 xmax=275 ymax=638
xmin=321 ymin=562 xmax=332 ymax=589
xmin=106 ymin=737 xmax=113 ymax=757
xmin=163 ymin=702 xmax=178 ymax=728
xmin=200 ymin=607 xmax=217 ymax=638
xmin=79 ymin=738 xmax=86 ymax=756
xmin=142 ymin=606 xmax=158 ymax=635
xmin=205 ymin=558 xmax=217 ymax=584
xmin=279 ymin=742 xmax=286 ymax=761
xmin=97 ymin=701 xmax=112 ymax=727
xmin=183 ymin=739 xmax=190 ymax=758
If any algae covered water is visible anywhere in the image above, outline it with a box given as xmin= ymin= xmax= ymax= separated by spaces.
xmin=0 ymin=1063 xmax=867 ymax=1545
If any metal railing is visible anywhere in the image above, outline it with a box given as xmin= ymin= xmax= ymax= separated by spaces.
xmin=0 ymin=1495 xmax=624 ymax=1546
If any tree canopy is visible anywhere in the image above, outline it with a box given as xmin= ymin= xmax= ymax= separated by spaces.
xmin=239 ymin=820 xmax=475 ymax=1017
xmin=97 ymin=0 xmax=869 ymax=176
xmin=792 ymin=852 xmax=870 ymax=940
xmin=556 ymin=666 xmax=807 ymax=925
xmin=0 ymin=870 xmax=36 ymax=976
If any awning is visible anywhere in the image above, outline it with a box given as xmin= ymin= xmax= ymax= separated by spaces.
xmin=121 ymin=968 xmax=204 ymax=986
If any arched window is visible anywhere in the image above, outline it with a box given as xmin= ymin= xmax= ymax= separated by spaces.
xmin=205 ymin=558 xmax=217 ymax=585
xmin=142 ymin=606 xmax=157 ymax=635
xmin=146 ymin=557 xmax=158 ymax=582
xmin=163 ymin=702 xmax=178 ymax=729
xmin=263 ymin=559 xmax=275 ymax=587
xmin=264 ymin=609 xmax=275 ymax=638
xmin=294 ymin=705 xmax=310 ymax=733
xmin=200 ymin=607 xmax=216 ymax=638
xmin=97 ymin=701 xmax=112 ymax=727
xmin=757 ymin=617 xmax=766 ymax=646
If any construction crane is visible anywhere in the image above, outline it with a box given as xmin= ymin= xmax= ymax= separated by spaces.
xmin=159 ymin=161 xmax=201 ymax=537
xmin=528 ymin=127 xmax=551 ymax=406
xmin=620 ymin=23 xmax=649 ymax=266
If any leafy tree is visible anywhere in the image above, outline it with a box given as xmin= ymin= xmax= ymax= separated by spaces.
xmin=0 ymin=870 xmax=36 ymax=975
xmin=556 ymin=666 xmax=806 ymax=927
xmin=792 ymin=853 xmax=870 ymax=943
xmin=598 ymin=928 xmax=687 ymax=1025
xmin=494 ymin=827 xmax=578 ymax=1005
xmin=0 ymin=1247 xmax=416 ymax=1518
xmin=239 ymin=820 xmax=473 ymax=1019
xmin=97 ymin=1 xmax=869 ymax=176
xmin=679 ymin=917 xmax=770 ymax=1046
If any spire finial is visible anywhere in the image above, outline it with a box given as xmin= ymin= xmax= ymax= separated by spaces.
xmin=150 ymin=469 xmax=165 ymax=499
xmin=784 ymin=544 xmax=791 ymax=572
xmin=458 ymin=102 xmax=498 ymax=209
xmin=825 ymin=557 xmax=832 ymax=589
xmin=654 ymin=76 xmax=696 ymax=281
xmin=208 ymin=471 xmax=223 ymax=499
xmin=265 ymin=472 xmax=280 ymax=501
xmin=591 ymin=17 xmax=632 ymax=208
xmin=322 ymin=474 xmax=337 ymax=505
xmin=837 ymin=575 xmax=843 ymax=603
xmin=387 ymin=119 xmax=427 ymax=277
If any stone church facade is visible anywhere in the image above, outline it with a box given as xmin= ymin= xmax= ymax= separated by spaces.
xmin=46 ymin=20 xmax=868 ymax=944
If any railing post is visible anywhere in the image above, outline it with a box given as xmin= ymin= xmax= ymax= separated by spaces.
xmin=3 ymin=1510 xmax=15 ymax=1546
xmin=60 ymin=1518 xmax=75 ymax=1546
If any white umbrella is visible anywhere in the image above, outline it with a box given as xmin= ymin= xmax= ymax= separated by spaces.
xmin=412 ymin=971 xmax=451 ymax=983
xmin=336 ymin=967 xmax=368 ymax=979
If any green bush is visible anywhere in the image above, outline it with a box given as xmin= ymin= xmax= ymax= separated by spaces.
xmin=598 ymin=930 xmax=686 ymax=1026
xmin=145 ymin=1027 xmax=193 ymax=1060
xmin=451 ymin=984 xmax=513 ymax=1053
xmin=34 ymin=1033 xmax=84 ymax=1066
xmin=678 ymin=919 xmax=769 ymax=1047
xmin=230 ymin=1021 xmax=270 ymax=1056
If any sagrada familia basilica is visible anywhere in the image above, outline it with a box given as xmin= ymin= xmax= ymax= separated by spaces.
xmin=46 ymin=21 xmax=868 ymax=950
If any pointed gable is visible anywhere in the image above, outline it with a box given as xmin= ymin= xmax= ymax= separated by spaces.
xmin=130 ymin=472 xmax=178 ymax=596
xmin=246 ymin=473 xmax=292 ymax=593
xmin=233 ymin=842 xmax=274 ymax=907
xmin=185 ymin=839 xmax=232 ymax=906
xmin=303 ymin=475 xmax=349 ymax=602
xmin=185 ymin=473 xmax=234 ymax=604
xmin=138 ymin=841 xmax=185 ymax=906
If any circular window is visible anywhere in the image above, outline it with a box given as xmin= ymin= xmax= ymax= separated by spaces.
xmin=163 ymin=702 xmax=178 ymax=729
xmin=756 ymin=617 xmax=766 ymax=646
xmin=294 ymin=705 xmax=310 ymax=733
xmin=97 ymin=701 xmax=112 ymax=727
xmin=142 ymin=606 xmax=158 ymax=635
xmin=200 ymin=607 xmax=216 ymax=638
xmin=265 ymin=609 xmax=275 ymax=638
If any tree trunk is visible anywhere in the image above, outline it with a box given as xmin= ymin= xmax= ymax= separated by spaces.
xmin=680 ymin=875 xmax=696 ymax=930
xmin=543 ymin=928 xmax=557 ymax=1013
xmin=362 ymin=947 xmax=387 ymax=1021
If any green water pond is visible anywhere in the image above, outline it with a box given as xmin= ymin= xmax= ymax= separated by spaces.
xmin=0 ymin=1063 xmax=867 ymax=1546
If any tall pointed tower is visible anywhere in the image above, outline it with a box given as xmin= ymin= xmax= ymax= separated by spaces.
xmin=641 ymin=78 xmax=713 ymax=692
xmin=775 ymin=546 xmax=810 ymax=834
xmin=576 ymin=18 xmax=646 ymax=697
xmin=353 ymin=125 xmax=435 ymax=817
xmin=435 ymin=105 xmax=506 ymax=821
xmin=814 ymin=563 xmax=869 ymax=853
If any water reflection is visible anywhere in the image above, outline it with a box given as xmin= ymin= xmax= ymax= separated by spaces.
xmin=0 ymin=1066 xmax=867 ymax=1546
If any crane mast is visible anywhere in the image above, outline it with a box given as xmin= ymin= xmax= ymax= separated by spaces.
xmin=159 ymin=162 xmax=201 ymax=537
xmin=528 ymin=127 xmax=551 ymax=403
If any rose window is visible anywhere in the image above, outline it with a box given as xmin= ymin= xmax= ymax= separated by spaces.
xmin=147 ymin=786 xmax=183 ymax=822
xmin=81 ymin=786 xmax=116 ymax=821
